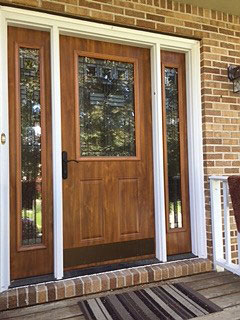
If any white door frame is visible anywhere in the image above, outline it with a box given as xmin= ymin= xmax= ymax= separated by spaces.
xmin=0 ymin=6 xmax=206 ymax=292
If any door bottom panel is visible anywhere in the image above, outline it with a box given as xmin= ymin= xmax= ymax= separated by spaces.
xmin=64 ymin=238 xmax=155 ymax=269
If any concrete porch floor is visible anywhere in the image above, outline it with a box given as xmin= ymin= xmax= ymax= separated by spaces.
xmin=1 ymin=271 xmax=240 ymax=319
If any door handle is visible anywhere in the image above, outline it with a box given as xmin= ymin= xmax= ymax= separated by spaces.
xmin=62 ymin=151 xmax=80 ymax=179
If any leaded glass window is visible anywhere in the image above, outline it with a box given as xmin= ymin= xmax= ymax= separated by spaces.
xmin=78 ymin=56 xmax=136 ymax=157
xmin=19 ymin=48 xmax=43 ymax=245
xmin=165 ymin=67 xmax=183 ymax=229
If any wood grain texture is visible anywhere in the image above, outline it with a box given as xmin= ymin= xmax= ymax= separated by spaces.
xmin=8 ymin=26 xmax=53 ymax=279
xmin=161 ymin=50 xmax=191 ymax=256
xmin=60 ymin=35 xmax=155 ymax=270
xmin=80 ymin=180 xmax=104 ymax=241
xmin=119 ymin=178 xmax=140 ymax=236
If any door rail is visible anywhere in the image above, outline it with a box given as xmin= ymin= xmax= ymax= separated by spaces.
xmin=210 ymin=175 xmax=240 ymax=275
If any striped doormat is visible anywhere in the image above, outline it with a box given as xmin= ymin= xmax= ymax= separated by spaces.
xmin=79 ymin=283 xmax=222 ymax=320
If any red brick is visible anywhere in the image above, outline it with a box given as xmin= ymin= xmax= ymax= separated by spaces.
xmin=0 ymin=292 xmax=8 ymax=311
xmin=107 ymin=273 xmax=117 ymax=290
xmin=65 ymin=280 xmax=75 ymax=297
xmin=146 ymin=13 xmax=165 ymax=22
xmin=36 ymin=285 xmax=47 ymax=304
xmin=8 ymin=289 xmax=18 ymax=309
xmin=98 ymin=274 xmax=110 ymax=291
xmin=82 ymin=276 xmax=93 ymax=295
xmin=130 ymin=269 xmax=140 ymax=285
xmin=42 ymin=1 xmax=65 ymax=12
xmin=202 ymin=24 xmax=218 ymax=32
xmin=121 ymin=270 xmax=133 ymax=287
xmin=55 ymin=281 xmax=65 ymax=300
xmin=114 ymin=15 xmax=135 ymax=26
xmin=28 ymin=286 xmax=36 ymax=306
xmin=125 ymin=9 xmax=145 ymax=18
xmin=46 ymin=283 xmax=56 ymax=302
xmin=156 ymin=24 xmax=174 ymax=33
xmin=90 ymin=276 xmax=101 ymax=293
xmin=136 ymin=19 xmax=156 ymax=29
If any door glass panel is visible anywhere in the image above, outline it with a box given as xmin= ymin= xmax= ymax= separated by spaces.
xmin=19 ymin=48 xmax=43 ymax=245
xmin=164 ymin=67 xmax=182 ymax=229
xmin=78 ymin=56 xmax=136 ymax=157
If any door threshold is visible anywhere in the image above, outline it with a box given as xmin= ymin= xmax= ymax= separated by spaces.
xmin=64 ymin=258 xmax=161 ymax=279
xmin=167 ymin=253 xmax=197 ymax=262
xmin=9 ymin=258 xmax=161 ymax=288
xmin=9 ymin=274 xmax=55 ymax=289
xmin=8 ymin=255 xmax=196 ymax=288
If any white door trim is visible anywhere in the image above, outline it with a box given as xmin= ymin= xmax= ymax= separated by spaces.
xmin=0 ymin=5 xmax=206 ymax=291
xmin=0 ymin=11 xmax=10 ymax=292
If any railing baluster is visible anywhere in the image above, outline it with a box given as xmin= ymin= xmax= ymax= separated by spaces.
xmin=238 ymin=232 xmax=240 ymax=271
xmin=223 ymin=181 xmax=231 ymax=265
xmin=210 ymin=178 xmax=224 ymax=268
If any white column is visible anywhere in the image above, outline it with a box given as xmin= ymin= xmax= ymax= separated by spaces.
xmin=0 ymin=12 xmax=10 ymax=292
xmin=51 ymin=25 xmax=64 ymax=280
xmin=151 ymin=43 xmax=167 ymax=262
xmin=187 ymin=43 xmax=207 ymax=258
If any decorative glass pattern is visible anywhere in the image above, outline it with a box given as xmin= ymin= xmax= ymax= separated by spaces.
xmin=165 ymin=67 xmax=183 ymax=229
xmin=19 ymin=48 xmax=43 ymax=245
xmin=78 ymin=56 xmax=136 ymax=157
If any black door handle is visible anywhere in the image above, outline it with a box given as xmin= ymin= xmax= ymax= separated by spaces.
xmin=62 ymin=151 xmax=79 ymax=179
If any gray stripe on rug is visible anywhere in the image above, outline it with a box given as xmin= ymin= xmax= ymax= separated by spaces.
xmin=152 ymin=286 xmax=194 ymax=319
xmin=96 ymin=298 xmax=113 ymax=320
xmin=105 ymin=294 xmax=134 ymax=320
xmin=88 ymin=299 xmax=109 ymax=320
xmin=126 ymin=291 xmax=162 ymax=320
xmin=145 ymin=288 xmax=183 ymax=320
xmin=136 ymin=289 xmax=173 ymax=319
xmin=162 ymin=284 xmax=208 ymax=316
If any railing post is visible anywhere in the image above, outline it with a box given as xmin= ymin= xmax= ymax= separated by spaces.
xmin=210 ymin=178 xmax=224 ymax=271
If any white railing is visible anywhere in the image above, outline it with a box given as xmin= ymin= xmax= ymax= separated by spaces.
xmin=210 ymin=176 xmax=240 ymax=275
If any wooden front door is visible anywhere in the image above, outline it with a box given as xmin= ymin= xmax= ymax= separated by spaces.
xmin=60 ymin=36 xmax=155 ymax=270
xmin=8 ymin=27 xmax=53 ymax=279
xmin=161 ymin=50 xmax=191 ymax=256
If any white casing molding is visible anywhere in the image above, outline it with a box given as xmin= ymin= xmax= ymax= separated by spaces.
xmin=0 ymin=11 xmax=10 ymax=292
xmin=0 ymin=6 xmax=206 ymax=291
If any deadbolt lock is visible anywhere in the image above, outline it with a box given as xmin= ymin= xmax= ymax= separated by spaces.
xmin=1 ymin=133 xmax=6 ymax=145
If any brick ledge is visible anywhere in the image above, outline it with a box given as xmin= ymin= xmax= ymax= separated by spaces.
xmin=0 ymin=258 xmax=212 ymax=311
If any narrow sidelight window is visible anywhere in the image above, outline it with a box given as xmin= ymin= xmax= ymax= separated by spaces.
xmin=164 ymin=67 xmax=182 ymax=229
xmin=161 ymin=50 xmax=191 ymax=256
xmin=18 ymin=47 xmax=44 ymax=246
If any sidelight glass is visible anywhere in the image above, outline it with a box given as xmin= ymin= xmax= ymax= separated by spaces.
xmin=78 ymin=56 xmax=136 ymax=157
xmin=19 ymin=48 xmax=43 ymax=245
xmin=164 ymin=67 xmax=183 ymax=229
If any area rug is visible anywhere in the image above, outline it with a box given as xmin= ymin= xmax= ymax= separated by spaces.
xmin=79 ymin=282 xmax=222 ymax=320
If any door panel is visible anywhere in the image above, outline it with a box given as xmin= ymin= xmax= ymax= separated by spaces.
xmin=161 ymin=50 xmax=191 ymax=256
xmin=119 ymin=178 xmax=140 ymax=236
xmin=79 ymin=179 xmax=104 ymax=241
xmin=60 ymin=36 xmax=155 ymax=270
xmin=8 ymin=27 xmax=53 ymax=279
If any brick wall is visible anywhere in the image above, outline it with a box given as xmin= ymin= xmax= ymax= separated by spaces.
xmin=3 ymin=0 xmax=240 ymax=260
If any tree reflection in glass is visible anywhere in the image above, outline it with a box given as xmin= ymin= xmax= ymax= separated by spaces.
xmin=165 ymin=68 xmax=182 ymax=229
xmin=20 ymin=48 xmax=42 ymax=245
xmin=78 ymin=56 xmax=136 ymax=157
